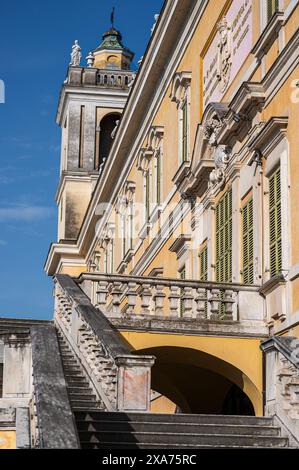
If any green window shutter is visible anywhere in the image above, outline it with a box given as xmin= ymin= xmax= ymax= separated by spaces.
xmin=156 ymin=151 xmax=161 ymax=205
xmin=182 ymin=100 xmax=188 ymax=162
xmin=145 ymin=171 xmax=150 ymax=220
xmin=111 ymin=242 xmax=114 ymax=273
xmin=269 ymin=167 xmax=282 ymax=277
xmin=199 ymin=246 xmax=208 ymax=318
xmin=267 ymin=0 xmax=279 ymax=22
xmin=199 ymin=246 xmax=208 ymax=281
xmin=242 ymin=198 xmax=254 ymax=284
xmin=216 ymin=189 xmax=232 ymax=283
xmin=180 ymin=266 xmax=186 ymax=317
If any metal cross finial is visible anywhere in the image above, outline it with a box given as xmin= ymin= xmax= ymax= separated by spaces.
xmin=110 ymin=6 xmax=115 ymax=28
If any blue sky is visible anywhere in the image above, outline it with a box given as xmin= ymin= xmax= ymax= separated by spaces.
xmin=0 ymin=0 xmax=163 ymax=320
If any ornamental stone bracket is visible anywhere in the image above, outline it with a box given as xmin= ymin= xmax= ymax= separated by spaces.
xmin=116 ymin=181 xmax=136 ymax=215
xmin=147 ymin=125 xmax=164 ymax=152
xmin=137 ymin=148 xmax=153 ymax=173
xmin=170 ymin=71 xmax=192 ymax=106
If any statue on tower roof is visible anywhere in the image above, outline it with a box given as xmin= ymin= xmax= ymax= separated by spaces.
xmin=70 ymin=40 xmax=82 ymax=67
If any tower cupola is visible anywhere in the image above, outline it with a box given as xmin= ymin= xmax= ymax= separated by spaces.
xmin=93 ymin=27 xmax=134 ymax=70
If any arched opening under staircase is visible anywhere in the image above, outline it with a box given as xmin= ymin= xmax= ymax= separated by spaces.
xmin=136 ymin=346 xmax=256 ymax=416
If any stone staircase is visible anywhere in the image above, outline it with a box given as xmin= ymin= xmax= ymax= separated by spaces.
xmin=74 ymin=411 xmax=290 ymax=449
xmin=57 ymin=332 xmax=104 ymax=411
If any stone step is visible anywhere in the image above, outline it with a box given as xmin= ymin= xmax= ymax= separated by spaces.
xmin=71 ymin=401 xmax=100 ymax=409
xmin=77 ymin=431 xmax=288 ymax=447
xmin=80 ymin=441 xmax=290 ymax=450
xmin=75 ymin=420 xmax=281 ymax=437
xmin=74 ymin=412 xmax=275 ymax=427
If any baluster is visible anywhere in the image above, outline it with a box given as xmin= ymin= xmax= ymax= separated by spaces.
xmin=96 ymin=281 xmax=109 ymax=309
xmin=140 ymin=284 xmax=152 ymax=315
xmin=111 ymin=282 xmax=122 ymax=317
xmin=154 ymin=284 xmax=165 ymax=316
xmin=210 ymin=289 xmax=221 ymax=320
xmin=224 ymin=289 xmax=234 ymax=320
xmin=182 ymin=286 xmax=193 ymax=318
xmin=126 ymin=282 xmax=138 ymax=315
xmin=168 ymin=286 xmax=180 ymax=318
xmin=195 ymin=287 xmax=207 ymax=320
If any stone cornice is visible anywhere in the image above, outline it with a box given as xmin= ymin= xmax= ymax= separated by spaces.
xmin=252 ymin=12 xmax=285 ymax=61
xmin=247 ymin=117 xmax=288 ymax=158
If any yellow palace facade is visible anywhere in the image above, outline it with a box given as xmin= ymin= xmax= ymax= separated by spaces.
xmin=1 ymin=0 xmax=299 ymax=449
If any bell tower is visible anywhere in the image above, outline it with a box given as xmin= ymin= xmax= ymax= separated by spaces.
xmin=56 ymin=23 xmax=135 ymax=242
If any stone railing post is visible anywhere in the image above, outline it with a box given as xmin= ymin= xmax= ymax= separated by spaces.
xmin=96 ymin=281 xmax=109 ymax=309
xmin=126 ymin=282 xmax=138 ymax=315
xmin=210 ymin=289 xmax=221 ymax=320
xmin=182 ymin=287 xmax=193 ymax=318
xmin=224 ymin=289 xmax=234 ymax=320
xmin=195 ymin=287 xmax=207 ymax=319
xmin=140 ymin=284 xmax=152 ymax=315
xmin=111 ymin=282 xmax=123 ymax=317
xmin=168 ymin=286 xmax=180 ymax=317
xmin=153 ymin=284 xmax=166 ymax=316
xmin=115 ymin=355 xmax=156 ymax=412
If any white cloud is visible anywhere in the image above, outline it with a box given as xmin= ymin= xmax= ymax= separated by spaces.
xmin=0 ymin=240 xmax=7 ymax=246
xmin=0 ymin=205 xmax=55 ymax=222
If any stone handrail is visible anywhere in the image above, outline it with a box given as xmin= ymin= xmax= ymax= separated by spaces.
xmin=261 ymin=336 xmax=299 ymax=444
xmin=54 ymin=274 xmax=155 ymax=412
xmin=78 ymin=273 xmax=263 ymax=322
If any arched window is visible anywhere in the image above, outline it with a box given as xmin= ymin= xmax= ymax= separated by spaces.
xmin=95 ymin=113 xmax=121 ymax=170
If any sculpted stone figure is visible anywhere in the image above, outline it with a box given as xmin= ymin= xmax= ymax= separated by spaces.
xmin=217 ymin=17 xmax=232 ymax=93
xmin=70 ymin=40 xmax=82 ymax=67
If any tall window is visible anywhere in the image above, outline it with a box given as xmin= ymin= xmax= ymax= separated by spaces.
xmin=267 ymin=0 xmax=279 ymax=22
xmin=181 ymin=100 xmax=188 ymax=162
xmin=242 ymin=198 xmax=254 ymax=284
xmin=0 ymin=363 xmax=3 ymax=398
xmin=199 ymin=245 xmax=208 ymax=282
xmin=179 ymin=266 xmax=186 ymax=317
xmin=145 ymin=170 xmax=150 ymax=220
xmin=199 ymin=245 xmax=208 ymax=318
xmin=156 ymin=151 xmax=161 ymax=205
xmin=269 ymin=167 xmax=282 ymax=277
xmin=216 ymin=189 xmax=232 ymax=283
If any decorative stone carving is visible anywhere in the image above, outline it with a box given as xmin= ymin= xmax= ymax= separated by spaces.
xmin=151 ymin=14 xmax=160 ymax=35
xmin=170 ymin=71 xmax=192 ymax=106
xmin=209 ymin=145 xmax=231 ymax=187
xmin=137 ymin=148 xmax=153 ymax=173
xmin=86 ymin=51 xmax=95 ymax=67
xmin=147 ymin=126 xmax=164 ymax=152
xmin=217 ymin=17 xmax=232 ymax=93
xmin=70 ymin=40 xmax=82 ymax=67
xmin=116 ymin=181 xmax=136 ymax=215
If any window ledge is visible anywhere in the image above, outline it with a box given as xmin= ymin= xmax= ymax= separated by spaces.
xmin=259 ymin=273 xmax=286 ymax=296
xmin=148 ymin=204 xmax=163 ymax=225
xmin=116 ymin=249 xmax=135 ymax=274
xmin=252 ymin=12 xmax=284 ymax=61
xmin=138 ymin=222 xmax=151 ymax=240
xmin=172 ymin=161 xmax=191 ymax=189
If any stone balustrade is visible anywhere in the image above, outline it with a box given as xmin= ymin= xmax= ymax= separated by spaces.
xmin=54 ymin=275 xmax=155 ymax=413
xmin=97 ymin=70 xmax=135 ymax=88
xmin=261 ymin=337 xmax=299 ymax=444
xmin=67 ymin=65 xmax=135 ymax=89
xmin=78 ymin=273 xmax=264 ymax=322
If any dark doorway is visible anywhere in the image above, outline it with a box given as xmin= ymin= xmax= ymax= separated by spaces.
xmin=222 ymin=384 xmax=255 ymax=416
